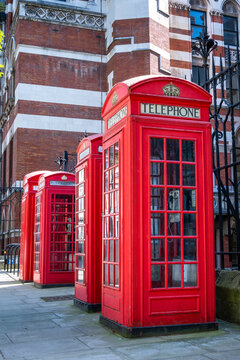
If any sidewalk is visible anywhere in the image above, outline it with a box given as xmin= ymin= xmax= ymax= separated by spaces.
xmin=1 ymin=270 xmax=240 ymax=360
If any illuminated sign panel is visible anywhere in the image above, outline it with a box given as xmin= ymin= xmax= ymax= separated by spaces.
xmin=140 ymin=103 xmax=200 ymax=119
xmin=107 ymin=106 xmax=127 ymax=129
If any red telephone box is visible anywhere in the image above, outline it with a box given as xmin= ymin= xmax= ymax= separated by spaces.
xmin=33 ymin=171 xmax=75 ymax=288
xmin=19 ymin=171 xmax=48 ymax=282
xmin=100 ymin=76 xmax=217 ymax=336
xmin=74 ymin=134 xmax=103 ymax=312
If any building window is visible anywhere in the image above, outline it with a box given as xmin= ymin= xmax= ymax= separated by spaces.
xmin=192 ymin=66 xmax=206 ymax=85
xmin=223 ymin=16 xmax=238 ymax=46
xmin=190 ymin=10 xmax=207 ymax=39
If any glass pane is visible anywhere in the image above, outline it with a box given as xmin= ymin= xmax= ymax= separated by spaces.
xmin=79 ymin=169 xmax=84 ymax=183
xmin=183 ymin=189 xmax=196 ymax=211
xmin=151 ymin=138 xmax=164 ymax=160
xmin=109 ymin=192 xmax=114 ymax=213
xmin=109 ymin=169 xmax=114 ymax=190
xmin=115 ymin=265 xmax=119 ymax=287
xmin=224 ymin=31 xmax=237 ymax=46
xmin=151 ymin=238 xmax=165 ymax=261
xmin=182 ymin=164 xmax=195 ymax=186
xmin=78 ymin=241 xmax=84 ymax=254
xmin=151 ymin=163 xmax=164 ymax=185
xmin=115 ymin=166 xmax=119 ymax=189
xmin=79 ymin=198 xmax=84 ymax=211
xmin=182 ymin=140 xmax=195 ymax=162
xmin=105 ymin=171 xmax=109 ymax=191
xmin=110 ymin=146 xmax=114 ymax=167
xmin=115 ymin=191 xmax=119 ymax=212
xmin=79 ymin=184 xmax=84 ymax=197
xmin=223 ymin=15 xmax=238 ymax=31
xmin=115 ymin=216 xmax=119 ymax=238
xmin=104 ymin=264 xmax=108 ymax=285
xmin=191 ymin=25 xmax=205 ymax=39
xmin=168 ymin=264 xmax=181 ymax=287
xmin=151 ymin=213 xmax=165 ymax=235
xmin=109 ymin=216 xmax=114 ymax=237
xmin=115 ymin=240 xmax=119 ymax=262
xmin=184 ymin=264 xmax=197 ymax=287
xmin=104 ymin=149 xmax=109 ymax=169
xmin=168 ymin=238 xmax=181 ymax=261
xmin=167 ymin=189 xmax=180 ymax=210
xmin=110 ymin=240 xmax=114 ymax=261
xmin=109 ymin=264 xmax=113 ymax=286
xmin=105 ymin=194 xmax=109 ymax=214
xmin=104 ymin=217 xmax=109 ymax=238
xmin=151 ymin=188 xmax=164 ymax=210
xmin=167 ymin=164 xmax=180 ymax=185
xmin=184 ymin=214 xmax=196 ymax=235
xmin=151 ymin=264 xmax=165 ymax=288
xmin=78 ymin=270 xmax=84 ymax=283
xmin=78 ymin=255 xmax=83 ymax=268
xmin=167 ymin=139 xmax=179 ymax=160
xmin=191 ymin=10 xmax=205 ymax=26
xmin=167 ymin=214 xmax=181 ymax=235
xmin=78 ymin=212 xmax=84 ymax=225
xmin=184 ymin=238 xmax=197 ymax=261
xmin=104 ymin=240 xmax=108 ymax=261
xmin=115 ymin=143 xmax=119 ymax=164
xmin=78 ymin=226 xmax=84 ymax=239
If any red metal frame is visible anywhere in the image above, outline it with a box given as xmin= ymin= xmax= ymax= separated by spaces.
xmin=19 ymin=171 xmax=48 ymax=282
xmin=74 ymin=134 xmax=102 ymax=311
xmin=33 ymin=172 xmax=75 ymax=287
xmin=100 ymin=76 xmax=217 ymax=334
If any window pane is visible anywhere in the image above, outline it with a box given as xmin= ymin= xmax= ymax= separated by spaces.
xmin=115 ymin=166 xmax=119 ymax=189
xmin=110 ymin=192 xmax=114 ymax=213
xmin=151 ymin=264 xmax=165 ymax=288
xmin=78 ymin=270 xmax=84 ymax=283
xmin=109 ymin=264 xmax=113 ymax=286
xmin=109 ymin=216 xmax=114 ymax=237
xmin=109 ymin=169 xmax=114 ymax=190
xmin=115 ymin=239 xmax=119 ymax=262
xmin=151 ymin=163 xmax=164 ymax=185
xmin=115 ymin=265 xmax=119 ymax=287
xmin=105 ymin=194 xmax=109 ymax=214
xmin=168 ymin=238 xmax=181 ymax=262
xmin=151 ymin=238 xmax=165 ymax=261
xmin=151 ymin=138 xmax=164 ymax=160
xmin=182 ymin=140 xmax=195 ymax=162
xmin=104 ymin=217 xmax=109 ymax=238
xmin=105 ymin=171 xmax=109 ymax=191
xmin=191 ymin=10 xmax=205 ymax=26
xmin=183 ymin=189 xmax=196 ymax=211
xmin=182 ymin=164 xmax=195 ymax=186
xmin=104 ymin=264 xmax=108 ymax=285
xmin=110 ymin=146 xmax=114 ymax=167
xmin=167 ymin=139 xmax=179 ymax=160
xmin=167 ymin=164 xmax=180 ymax=185
xmin=223 ymin=15 xmax=237 ymax=31
xmin=78 ymin=226 xmax=84 ymax=239
xmin=184 ymin=214 xmax=196 ymax=235
xmin=115 ymin=143 xmax=119 ymax=164
xmin=115 ymin=216 xmax=119 ymax=238
xmin=151 ymin=188 xmax=164 ymax=210
xmin=168 ymin=264 xmax=181 ymax=287
xmin=79 ymin=198 xmax=84 ymax=211
xmin=79 ymin=184 xmax=84 ymax=197
xmin=224 ymin=31 xmax=238 ymax=46
xmin=109 ymin=240 xmax=114 ymax=262
xmin=184 ymin=264 xmax=197 ymax=287
xmin=104 ymin=149 xmax=109 ymax=169
xmin=104 ymin=240 xmax=108 ymax=261
xmin=151 ymin=213 xmax=165 ymax=235
xmin=79 ymin=169 xmax=84 ymax=183
xmin=78 ymin=255 xmax=83 ymax=268
xmin=115 ymin=191 xmax=119 ymax=213
xmin=167 ymin=189 xmax=180 ymax=210
xmin=167 ymin=214 xmax=181 ymax=235
xmin=78 ymin=241 xmax=84 ymax=254
xmin=184 ymin=238 xmax=197 ymax=261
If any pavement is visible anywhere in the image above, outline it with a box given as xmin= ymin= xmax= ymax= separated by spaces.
xmin=1 ymin=271 xmax=240 ymax=360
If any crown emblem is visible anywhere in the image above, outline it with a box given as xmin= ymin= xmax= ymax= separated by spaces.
xmin=112 ymin=92 xmax=118 ymax=105
xmin=61 ymin=175 xmax=67 ymax=180
xmin=162 ymin=82 xmax=180 ymax=97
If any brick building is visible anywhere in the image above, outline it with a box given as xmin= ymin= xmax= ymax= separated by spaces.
xmin=0 ymin=0 xmax=239 ymax=254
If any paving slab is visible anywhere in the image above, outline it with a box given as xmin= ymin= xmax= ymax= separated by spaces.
xmin=1 ymin=270 xmax=240 ymax=360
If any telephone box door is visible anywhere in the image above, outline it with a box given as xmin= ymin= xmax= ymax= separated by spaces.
xmin=143 ymin=128 xmax=209 ymax=326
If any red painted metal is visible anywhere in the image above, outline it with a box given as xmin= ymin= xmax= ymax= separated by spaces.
xmin=33 ymin=171 xmax=75 ymax=287
xmin=74 ymin=134 xmax=103 ymax=310
xmin=19 ymin=171 xmax=48 ymax=282
xmin=101 ymin=76 xmax=216 ymax=330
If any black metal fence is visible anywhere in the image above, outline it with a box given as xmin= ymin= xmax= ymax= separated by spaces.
xmin=4 ymin=243 xmax=20 ymax=275
xmin=194 ymin=40 xmax=240 ymax=270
